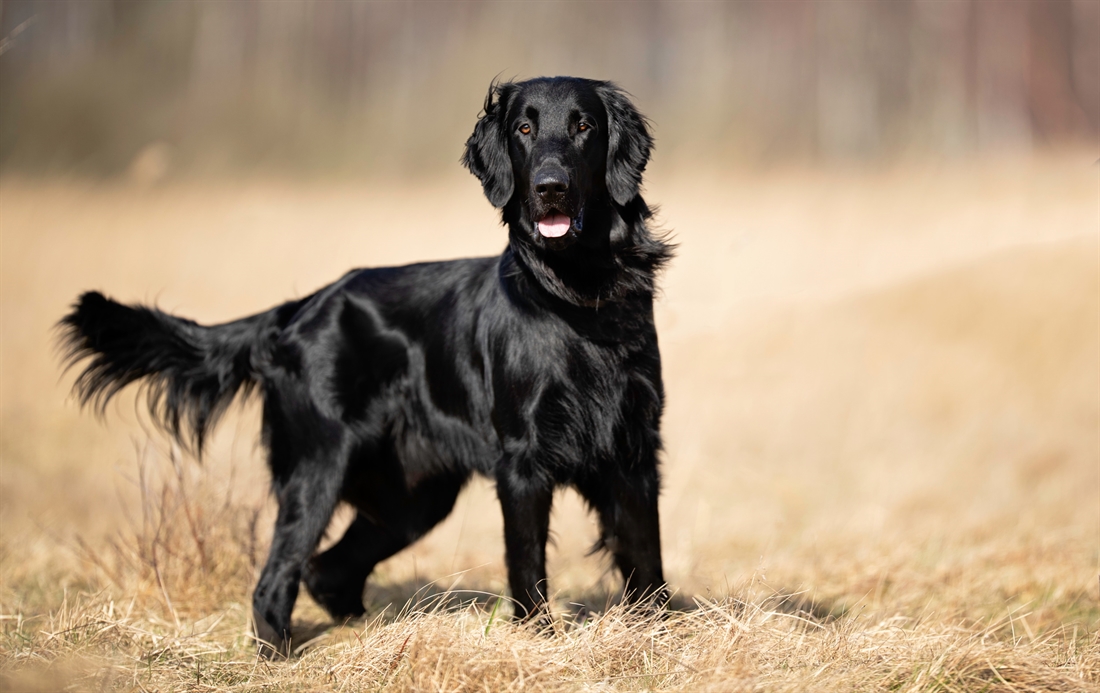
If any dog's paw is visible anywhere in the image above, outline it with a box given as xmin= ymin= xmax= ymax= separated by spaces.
xmin=302 ymin=562 xmax=367 ymax=622
xmin=252 ymin=607 xmax=289 ymax=660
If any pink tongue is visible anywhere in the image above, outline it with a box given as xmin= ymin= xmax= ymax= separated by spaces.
xmin=537 ymin=213 xmax=571 ymax=238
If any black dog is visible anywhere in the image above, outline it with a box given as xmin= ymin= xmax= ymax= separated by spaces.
xmin=60 ymin=76 xmax=672 ymax=657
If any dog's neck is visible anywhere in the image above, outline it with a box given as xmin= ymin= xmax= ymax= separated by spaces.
xmin=501 ymin=196 xmax=672 ymax=311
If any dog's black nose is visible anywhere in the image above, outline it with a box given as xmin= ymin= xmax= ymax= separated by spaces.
xmin=533 ymin=169 xmax=569 ymax=197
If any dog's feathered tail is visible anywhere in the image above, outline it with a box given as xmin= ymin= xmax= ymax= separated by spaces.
xmin=58 ymin=291 xmax=299 ymax=453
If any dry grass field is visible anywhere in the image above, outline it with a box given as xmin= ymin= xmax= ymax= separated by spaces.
xmin=1 ymin=153 xmax=1097 ymax=691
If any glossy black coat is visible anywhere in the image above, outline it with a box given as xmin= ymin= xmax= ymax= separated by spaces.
xmin=60 ymin=77 xmax=672 ymax=657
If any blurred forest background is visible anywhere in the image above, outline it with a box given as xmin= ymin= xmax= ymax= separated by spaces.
xmin=1 ymin=0 xmax=1096 ymax=178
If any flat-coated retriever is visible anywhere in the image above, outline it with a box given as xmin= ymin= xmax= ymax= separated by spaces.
xmin=60 ymin=76 xmax=672 ymax=657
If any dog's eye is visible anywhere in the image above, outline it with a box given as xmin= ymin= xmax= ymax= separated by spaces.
xmin=578 ymin=122 xmax=590 ymax=133
xmin=519 ymin=124 xmax=531 ymax=135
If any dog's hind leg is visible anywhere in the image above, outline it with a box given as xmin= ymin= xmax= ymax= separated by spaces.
xmin=251 ymin=436 xmax=348 ymax=658
xmin=303 ymin=472 xmax=467 ymax=621
xmin=300 ymin=512 xmax=380 ymax=621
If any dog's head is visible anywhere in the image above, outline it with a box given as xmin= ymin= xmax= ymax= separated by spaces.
xmin=462 ymin=77 xmax=652 ymax=250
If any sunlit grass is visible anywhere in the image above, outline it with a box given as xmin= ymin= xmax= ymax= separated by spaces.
xmin=1 ymin=156 xmax=1096 ymax=690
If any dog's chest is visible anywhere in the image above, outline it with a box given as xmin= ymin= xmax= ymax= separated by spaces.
xmin=487 ymin=322 xmax=662 ymax=469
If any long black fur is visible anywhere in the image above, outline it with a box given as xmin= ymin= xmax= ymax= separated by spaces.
xmin=59 ymin=77 xmax=672 ymax=657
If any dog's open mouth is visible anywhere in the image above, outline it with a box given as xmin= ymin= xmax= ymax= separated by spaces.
xmin=536 ymin=210 xmax=583 ymax=239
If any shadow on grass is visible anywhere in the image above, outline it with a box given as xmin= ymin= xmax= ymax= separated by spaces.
xmin=288 ymin=578 xmax=848 ymax=652
xmin=764 ymin=590 xmax=850 ymax=622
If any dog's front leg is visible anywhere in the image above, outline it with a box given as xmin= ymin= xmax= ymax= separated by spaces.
xmin=252 ymin=461 xmax=343 ymax=658
xmin=578 ymin=464 xmax=668 ymax=608
xmin=495 ymin=465 xmax=553 ymax=622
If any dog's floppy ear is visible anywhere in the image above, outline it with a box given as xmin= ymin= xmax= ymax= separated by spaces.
xmin=597 ymin=83 xmax=653 ymax=206
xmin=462 ymin=82 xmax=516 ymax=208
